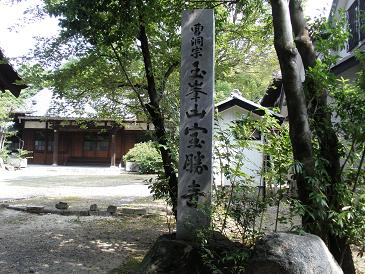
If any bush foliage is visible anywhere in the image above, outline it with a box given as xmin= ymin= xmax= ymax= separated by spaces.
xmin=123 ymin=141 xmax=162 ymax=174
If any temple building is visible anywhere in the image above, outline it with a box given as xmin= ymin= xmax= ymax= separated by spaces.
xmin=13 ymin=90 xmax=152 ymax=166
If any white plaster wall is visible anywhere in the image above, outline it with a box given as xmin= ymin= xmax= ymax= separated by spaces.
xmin=333 ymin=0 xmax=357 ymax=59
xmin=214 ymin=106 xmax=264 ymax=187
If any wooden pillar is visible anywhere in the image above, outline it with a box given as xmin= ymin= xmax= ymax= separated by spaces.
xmin=110 ymin=133 xmax=116 ymax=167
xmin=52 ymin=129 xmax=59 ymax=166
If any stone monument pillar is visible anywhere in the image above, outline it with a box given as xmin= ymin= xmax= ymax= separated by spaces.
xmin=177 ymin=9 xmax=215 ymax=240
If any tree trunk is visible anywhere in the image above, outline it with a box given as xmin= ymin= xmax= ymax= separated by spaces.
xmin=289 ymin=2 xmax=355 ymax=273
xmin=270 ymin=0 xmax=315 ymax=219
xmin=138 ymin=23 xmax=178 ymax=217
xmin=288 ymin=0 xmax=342 ymax=199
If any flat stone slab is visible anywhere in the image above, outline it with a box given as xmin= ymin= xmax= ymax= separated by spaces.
xmin=6 ymin=204 xmax=151 ymax=217
xmin=6 ymin=205 xmax=121 ymax=217
xmin=26 ymin=206 xmax=44 ymax=214
xmin=7 ymin=205 xmax=27 ymax=211
xmin=120 ymin=207 xmax=147 ymax=215
xmin=6 ymin=205 xmax=90 ymax=216
xmin=89 ymin=211 xmax=112 ymax=216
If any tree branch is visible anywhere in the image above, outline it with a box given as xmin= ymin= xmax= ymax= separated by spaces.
xmin=109 ymin=43 xmax=147 ymax=112
xmin=340 ymin=139 xmax=356 ymax=176
xmin=289 ymin=0 xmax=342 ymax=199
xmin=270 ymin=0 xmax=314 ymax=223
xmin=136 ymin=2 xmax=178 ymax=216
xmin=289 ymin=0 xmax=317 ymax=69
xmin=352 ymin=144 xmax=365 ymax=192
xmin=117 ymin=82 xmax=147 ymax=90
xmin=161 ymin=61 xmax=179 ymax=96
xmin=138 ymin=24 xmax=159 ymax=107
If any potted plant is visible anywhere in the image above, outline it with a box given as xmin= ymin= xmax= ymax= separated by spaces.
xmin=7 ymin=149 xmax=32 ymax=169
xmin=124 ymin=152 xmax=139 ymax=172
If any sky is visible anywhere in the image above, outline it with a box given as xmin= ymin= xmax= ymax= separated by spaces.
xmin=0 ymin=0 xmax=333 ymax=61
xmin=0 ymin=0 xmax=59 ymax=59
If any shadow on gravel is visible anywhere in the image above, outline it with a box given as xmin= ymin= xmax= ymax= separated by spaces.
xmin=0 ymin=209 xmax=169 ymax=274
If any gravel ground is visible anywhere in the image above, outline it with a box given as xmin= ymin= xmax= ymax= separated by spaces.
xmin=0 ymin=207 xmax=168 ymax=274
xmin=0 ymin=166 xmax=169 ymax=274
xmin=0 ymin=166 xmax=153 ymax=201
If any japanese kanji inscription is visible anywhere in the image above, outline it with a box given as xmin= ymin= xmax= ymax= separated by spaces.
xmin=177 ymin=9 xmax=214 ymax=240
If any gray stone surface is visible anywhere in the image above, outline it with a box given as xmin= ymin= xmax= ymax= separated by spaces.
xmin=7 ymin=205 xmax=27 ymax=211
xmin=55 ymin=202 xmax=69 ymax=210
xmin=26 ymin=206 xmax=44 ymax=214
xmin=177 ymin=9 xmax=215 ymax=241
xmin=89 ymin=204 xmax=98 ymax=211
xmin=137 ymin=235 xmax=206 ymax=274
xmin=121 ymin=207 xmax=147 ymax=215
xmin=138 ymin=232 xmax=245 ymax=274
xmin=245 ymin=232 xmax=343 ymax=274
xmin=107 ymin=205 xmax=117 ymax=214
xmin=89 ymin=210 xmax=99 ymax=216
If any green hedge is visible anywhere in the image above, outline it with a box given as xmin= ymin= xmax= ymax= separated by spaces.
xmin=123 ymin=141 xmax=162 ymax=174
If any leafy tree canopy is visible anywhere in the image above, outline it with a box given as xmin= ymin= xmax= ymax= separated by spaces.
xmin=23 ymin=0 xmax=277 ymax=118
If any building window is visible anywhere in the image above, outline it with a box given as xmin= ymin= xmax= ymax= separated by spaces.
xmin=83 ymin=133 xmax=109 ymax=152
xmin=347 ymin=0 xmax=365 ymax=51
xmin=96 ymin=140 xmax=109 ymax=151
xmin=84 ymin=137 xmax=96 ymax=151
xmin=47 ymin=140 xmax=53 ymax=152
xmin=34 ymin=131 xmax=46 ymax=151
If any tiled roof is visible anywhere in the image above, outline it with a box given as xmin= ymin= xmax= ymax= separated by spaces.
xmin=0 ymin=49 xmax=27 ymax=97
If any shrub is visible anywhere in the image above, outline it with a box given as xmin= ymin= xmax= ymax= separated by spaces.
xmin=123 ymin=141 xmax=162 ymax=174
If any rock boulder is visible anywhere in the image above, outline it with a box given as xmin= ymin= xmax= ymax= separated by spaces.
xmin=245 ymin=232 xmax=343 ymax=274
xmin=137 ymin=232 xmax=245 ymax=274
xmin=107 ymin=205 xmax=117 ymax=215
xmin=55 ymin=202 xmax=69 ymax=210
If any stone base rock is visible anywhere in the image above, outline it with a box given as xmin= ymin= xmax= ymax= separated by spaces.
xmin=137 ymin=232 xmax=245 ymax=274
xmin=137 ymin=234 xmax=204 ymax=274
xmin=245 ymin=232 xmax=343 ymax=274
xmin=90 ymin=204 xmax=98 ymax=211
xmin=55 ymin=202 xmax=69 ymax=210
xmin=107 ymin=205 xmax=117 ymax=215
